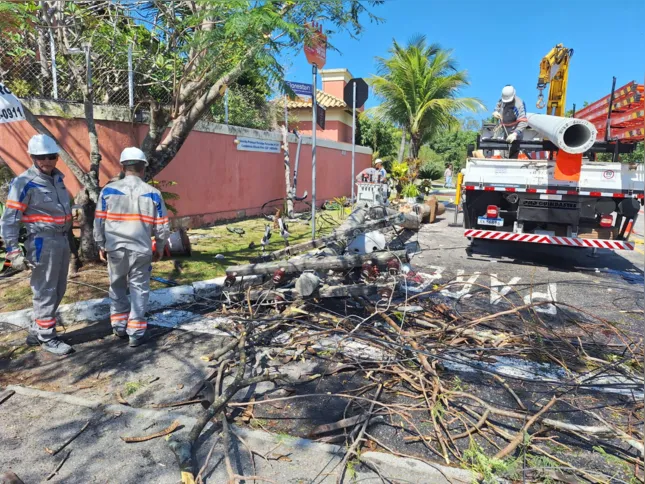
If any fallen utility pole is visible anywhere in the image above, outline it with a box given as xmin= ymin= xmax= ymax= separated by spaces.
xmin=265 ymin=212 xmax=404 ymax=261
xmin=227 ymin=283 xmax=394 ymax=302
xmin=227 ymin=250 xmax=408 ymax=277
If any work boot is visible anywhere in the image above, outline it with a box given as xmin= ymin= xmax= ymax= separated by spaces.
xmin=25 ymin=331 xmax=40 ymax=346
xmin=40 ymin=338 xmax=74 ymax=356
xmin=128 ymin=332 xmax=150 ymax=348
xmin=113 ymin=327 xmax=127 ymax=338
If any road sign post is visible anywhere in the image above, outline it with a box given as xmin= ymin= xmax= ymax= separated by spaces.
xmin=311 ymin=63 xmax=318 ymax=239
xmin=304 ymin=22 xmax=327 ymax=240
xmin=351 ymin=81 xmax=356 ymax=204
xmin=343 ymin=78 xmax=369 ymax=205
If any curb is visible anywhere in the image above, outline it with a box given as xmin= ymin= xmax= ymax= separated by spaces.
xmin=0 ymin=275 xmax=261 ymax=330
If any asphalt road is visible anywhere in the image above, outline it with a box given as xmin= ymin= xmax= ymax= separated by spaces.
xmin=409 ymin=208 xmax=644 ymax=332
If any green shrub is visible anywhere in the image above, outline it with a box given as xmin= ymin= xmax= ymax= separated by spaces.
xmin=401 ymin=183 xmax=419 ymax=198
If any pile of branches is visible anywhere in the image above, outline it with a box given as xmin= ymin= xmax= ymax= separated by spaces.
xmin=158 ymin=270 xmax=644 ymax=484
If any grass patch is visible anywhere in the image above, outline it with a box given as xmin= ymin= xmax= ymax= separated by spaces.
xmin=462 ymin=440 xmax=520 ymax=483
xmin=0 ymin=210 xmax=348 ymax=312
xmin=123 ymin=381 xmax=144 ymax=396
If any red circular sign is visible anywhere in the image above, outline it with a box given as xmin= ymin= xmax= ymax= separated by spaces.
xmin=603 ymin=170 xmax=615 ymax=179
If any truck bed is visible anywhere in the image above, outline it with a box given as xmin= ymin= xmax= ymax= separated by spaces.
xmin=462 ymin=159 xmax=644 ymax=199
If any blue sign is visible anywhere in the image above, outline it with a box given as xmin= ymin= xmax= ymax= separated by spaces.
xmin=286 ymin=81 xmax=313 ymax=98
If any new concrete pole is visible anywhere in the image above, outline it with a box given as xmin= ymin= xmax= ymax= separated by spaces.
xmin=526 ymin=113 xmax=597 ymax=154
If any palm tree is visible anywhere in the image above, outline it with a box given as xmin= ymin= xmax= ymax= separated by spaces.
xmin=369 ymin=35 xmax=484 ymax=159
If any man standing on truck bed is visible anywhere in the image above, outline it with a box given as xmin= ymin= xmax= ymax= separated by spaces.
xmin=492 ymin=85 xmax=527 ymax=159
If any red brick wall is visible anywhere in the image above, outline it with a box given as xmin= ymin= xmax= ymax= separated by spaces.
xmin=0 ymin=116 xmax=371 ymax=226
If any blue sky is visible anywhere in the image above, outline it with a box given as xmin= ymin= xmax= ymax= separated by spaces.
xmin=282 ymin=0 xmax=645 ymax=121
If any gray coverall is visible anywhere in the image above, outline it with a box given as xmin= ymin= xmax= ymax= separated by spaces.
xmin=0 ymin=166 xmax=72 ymax=341
xmin=93 ymin=175 xmax=170 ymax=338
xmin=494 ymin=95 xmax=528 ymax=159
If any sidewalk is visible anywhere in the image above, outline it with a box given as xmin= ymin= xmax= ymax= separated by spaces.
xmin=0 ymin=320 xmax=473 ymax=484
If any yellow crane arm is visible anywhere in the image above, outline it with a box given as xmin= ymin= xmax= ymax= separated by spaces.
xmin=537 ymin=44 xmax=574 ymax=117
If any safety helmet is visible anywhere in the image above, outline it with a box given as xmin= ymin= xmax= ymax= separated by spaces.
xmin=501 ymin=85 xmax=516 ymax=103
xmin=27 ymin=134 xmax=60 ymax=155
xmin=374 ymin=158 xmax=383 ymax=166
xmin=119 ymin=147 xmax=148 ymax=166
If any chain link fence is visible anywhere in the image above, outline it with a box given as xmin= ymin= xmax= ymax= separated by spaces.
xmin=0 ymin=32 xmax=172 ymax=108
xmin=0 ymin=30 xmax=274 ymax=127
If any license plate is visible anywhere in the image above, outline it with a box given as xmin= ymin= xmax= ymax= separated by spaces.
xmin=478 ymin=216 xmax=503 ymax=227
xmin=540 ymin=194 xmax=562 ymax=200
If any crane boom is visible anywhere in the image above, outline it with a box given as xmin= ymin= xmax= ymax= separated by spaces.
xmin=536 ymin=44 xmax=573 ymax=117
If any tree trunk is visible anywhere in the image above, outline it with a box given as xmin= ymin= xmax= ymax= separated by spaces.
xmin=409 ymin=133 xmax=421 ymax=159
xmin=146 ymin=55 xmax=252 ymax=179
xmin=281 ymin=125 xmax=294 ymax=217
xmin=397 ymin=128 xmax=406 ymax=162
xmin=75 ymin=189 xmax=98 ymax=263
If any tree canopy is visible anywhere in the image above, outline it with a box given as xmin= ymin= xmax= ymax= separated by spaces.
xmin=357 ymin=113 xmax=400 ymax=168
xmin=368 ymin=35 xmax=483 ymax=158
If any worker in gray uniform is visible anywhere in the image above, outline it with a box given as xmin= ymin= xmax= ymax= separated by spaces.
xmin=94 ymin=147 xmax=170 ymax=347
xmin=493 ymin=85 xmax=528 ymax=159
xmin=1 ymin=134 xmax=73 ymax=355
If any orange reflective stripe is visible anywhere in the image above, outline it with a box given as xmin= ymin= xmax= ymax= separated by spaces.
xmin=6 ymin=200 xmax=27 ymax=211
xmin=127 ymin=320 xmax=147 ymax=329
xmin=154 ymin=217 xmax=169 ymax=225
xmin=95 ymin=210 xmax=107 ymax=219
xmin=102 ymin=212 xmax=157 ymax=224
xmin=110 ymin=312 xmax=129 ymax=321
xmin=21 ymin=214 xmax=72 ymax=224
xmin=36 ymin=318 xmax=56 ymax=328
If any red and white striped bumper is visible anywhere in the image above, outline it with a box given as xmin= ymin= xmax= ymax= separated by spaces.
xmin=464 ymin=229 xmax=634 ymax=250
xmin=463 ymin=185 xmax=644 ymax=199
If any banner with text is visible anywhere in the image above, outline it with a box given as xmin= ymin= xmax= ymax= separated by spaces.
xmin=0 ymin=83 xmax=26 ymax=124
xmin=236 ymin=137 xmax=281 ymax=153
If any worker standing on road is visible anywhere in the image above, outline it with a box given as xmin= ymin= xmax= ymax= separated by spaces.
xmin=93 ymin=147 xmax=170 ymax=348
xmin=493 ymin=85 xmax=528 ymax=159
xmin=0 ymin=134 xmax=73 ymax=355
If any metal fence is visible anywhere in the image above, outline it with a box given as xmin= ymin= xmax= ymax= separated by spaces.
xmin=0 ymin=33 xmax=173 ymax=109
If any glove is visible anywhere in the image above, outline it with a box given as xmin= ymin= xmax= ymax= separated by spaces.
xmin=492 ymin=111 xmax=502 ymax=120
xmin=9 ymin=253 xmax=28 ymax=271
xmin=506 ymin=132 xmax=518 ymax=143
xmin=99 ymin=249 xmax=107 ymax=262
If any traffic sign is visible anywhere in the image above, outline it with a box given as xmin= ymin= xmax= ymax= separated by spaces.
xmin=286 ymin=81 xmax=313 ymax=98
xmin=344 ymin=78 xmax=369 ymax=109
xmin=304 ymin=23 xmax=327 ymax=68
xmin=316 ymin=104 xmax=326 ymax=130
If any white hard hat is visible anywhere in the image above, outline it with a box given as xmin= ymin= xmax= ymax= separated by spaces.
xmin=27 ymin=134 xmax=60 ymax=155
xmin=374 ymin=158 xmax=383 ymax=165
xmin=501 ymin=85 xmax=516 ymax=103
xmin=119 ymin=147 xmax=148 ymax=166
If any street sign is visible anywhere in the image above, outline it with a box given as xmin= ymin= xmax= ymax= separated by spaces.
xmin=235 ymin=137 xmax=281 ymax=153
xmin=316 ymin=104 xmax=326 ymax=130
xmin=344 ymin=78 xmax=369 ymax=109
xmin=286 ymin=81 xmax=313 ymax=98
xmin=0 ymin=83 xmax=26 ymax=124
xmin=304 ymin=23 xmax=327 ymax=68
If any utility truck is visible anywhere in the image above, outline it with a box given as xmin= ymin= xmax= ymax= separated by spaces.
xmin=462 ymin=45 xmax=644 ymax=252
